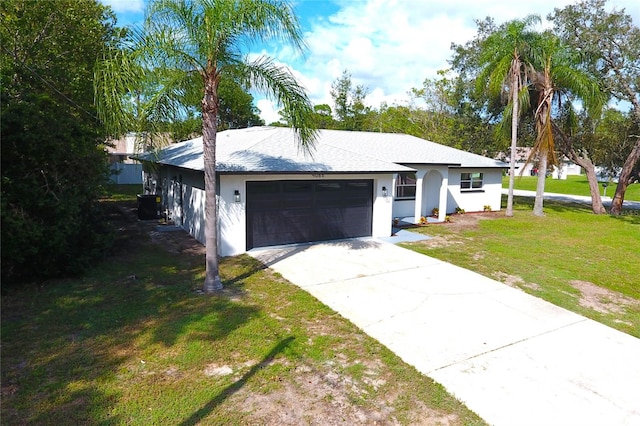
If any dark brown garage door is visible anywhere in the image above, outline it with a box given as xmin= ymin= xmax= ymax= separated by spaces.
xmin=246 ymin=180 xmax=373 ymax=249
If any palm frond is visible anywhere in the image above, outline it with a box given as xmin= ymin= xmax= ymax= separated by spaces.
xmin=238 ymin=56 xmax=317 ymax=151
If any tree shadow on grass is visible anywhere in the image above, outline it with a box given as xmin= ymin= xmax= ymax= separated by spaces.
xmin=0 ymin=208 xmax=261 ymax=425
xmin=178 ymin=336 xmax=295 ymax=426
xmin=609 ymin=210 xmax=640 ymax=225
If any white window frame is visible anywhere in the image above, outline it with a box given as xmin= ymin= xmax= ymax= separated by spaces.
xmin=395 ymin=172 xmax=417 ymax=199
xmin=460 ymin=172 xmax=484 ymax=191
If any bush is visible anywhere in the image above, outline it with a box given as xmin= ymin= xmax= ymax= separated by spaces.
xmin=1 ymin=95 xmax=113 ymax=283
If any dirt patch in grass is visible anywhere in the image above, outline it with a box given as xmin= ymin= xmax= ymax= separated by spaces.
xmin=570 ymin=280 xmax=640 ymax=315
xmin=231 ymin=356 xmax=460 ymax=426
xmin=414 ymin=212 xmax=502 ymax=245
xmin=493 ymin=272 xmax=542 ymax=292
xmin=441 ymin=211 xmax=503 ymax=228
xmin=135 ymin=211 xmax=477 ymax=425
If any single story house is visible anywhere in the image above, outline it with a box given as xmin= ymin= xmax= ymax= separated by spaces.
xmin=137 ymin=126 xmax=507 ymax=256
xmin=106 ymin=133 xmax=144 ymax=184
xmin=496 ymin=147 xmax=582 ymax=179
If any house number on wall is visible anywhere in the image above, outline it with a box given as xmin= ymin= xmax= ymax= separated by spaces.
xmin=312 ymin=173 xmax=325 ymax=178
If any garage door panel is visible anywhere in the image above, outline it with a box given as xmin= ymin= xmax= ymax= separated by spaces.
xmin=316 ymin=207 xmax=371 ymax=239
xmin=247 ymin=180 xmax=372 ymax=249
xmin=250 ymin=211 xmax=314 ymax=247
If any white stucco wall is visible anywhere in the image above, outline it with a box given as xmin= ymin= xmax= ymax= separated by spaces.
xmin=447 ymin=168 xmax=503 ymax=213
xmin=391 ymin=165 xmax=450 ymax=222
xmin=158 ymin=165 xmax=503 ymax=254
xmin=218 ymin=173 xmax=394 ymax=256
xmin=159 ymin=169 xmax=394 ymax=257
xmin=218 ymin=175 xmax=248 ymax=256
xmin=159 ymin=168 xmax=206 ymax=244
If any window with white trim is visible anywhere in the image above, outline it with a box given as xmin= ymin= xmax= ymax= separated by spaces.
xmin=460 ymin=172 xmax=483 ymax=191
xmin=396 ymin=173 xmax=416 ymax=199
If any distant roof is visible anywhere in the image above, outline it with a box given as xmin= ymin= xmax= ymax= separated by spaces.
xmin=137 ymin=127 xmax=507 ymax=173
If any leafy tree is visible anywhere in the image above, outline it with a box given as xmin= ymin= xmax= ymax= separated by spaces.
xmin=371 ymin=103 xmax=428 ymax=136
xmin=1 ymin=0 xmax=115 ymax=283
xmin=218 ymin=79 xmax=265 ymax=130
xmin=549 ymin=0 xmax=640 ymax=214
xmin=593 ymin=110 xmax=640 ymax=183
xmin=330 ymin=70 xmax=371 ymax=131
xmin=312 ymin=104 xmax=335 ymax=129
xmin=96 ymin=0 xmax=316 ymax=293
xmin=408 ymin=72 xmax=496 ymax=155
xmin=552 ymin=106 xmax=608 ymax=214
xmin=160 ymin=78 xmax=265 ymax=141
xmin=474 ymin=15 xmax=541 ymax=217
xmin=526 ymin=32 xmax=604 ymax=216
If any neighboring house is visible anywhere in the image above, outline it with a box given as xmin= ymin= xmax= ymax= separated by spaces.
xmin=496 ymin=147 xmax=582 ymax=179
xmin=106 ymin=133 xmax=144 ymax=184
xmin=137 ymin=126 xmax=508 ymax=256
xmin=595 ymin=166 xmax=621 ymax=183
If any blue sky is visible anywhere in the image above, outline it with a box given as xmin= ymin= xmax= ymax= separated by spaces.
xmin=101 ymin=0 xmax=639 ymax=124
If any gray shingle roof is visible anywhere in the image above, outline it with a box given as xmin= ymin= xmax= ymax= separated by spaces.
xmin=136 ymin=126 xmax=507 ymax=173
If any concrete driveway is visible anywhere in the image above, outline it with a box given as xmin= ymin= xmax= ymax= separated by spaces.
xmin=249 ymin=239 xmax=640 ymax=426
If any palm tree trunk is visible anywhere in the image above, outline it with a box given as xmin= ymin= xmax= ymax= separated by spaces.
xmin=533 ymin=152 xmax=547 ymax=216
xmin=506 ymin=65 xmax=519 ymax=217
xmin=202 ymin=73 xmax=223 ymax=293
xmin=610 ymin=138 xmax=640 ymax=215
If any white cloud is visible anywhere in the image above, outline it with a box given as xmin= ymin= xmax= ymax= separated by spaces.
xmin=254 ymin=0 xmax=640 ymax=123
xmin=257 ymin=99 xmax=280 ymax=124
xmin=100 ymin=0 xmax=145 ymax=13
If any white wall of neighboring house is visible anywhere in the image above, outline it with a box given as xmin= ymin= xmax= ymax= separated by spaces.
xmin=108 ymin=133 xmax=144 ymax=184
xmin=514 ymin=161 xmax=581 ymax=180
xmin=498 ymin=148 xmax=582 ymax=180
xmin=110 ymin=162 xmax=143 ymax=184
xmin=595 ymin=166 xmax=621 ymax=183
xmin=516 ymin=161 xmax=582 ymax=180
xmin=559 ymin=162 xmax=582 ymax=179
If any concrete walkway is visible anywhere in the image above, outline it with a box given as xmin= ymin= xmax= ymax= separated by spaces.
xmin=249 ymin=239 xmax=640 ymax=426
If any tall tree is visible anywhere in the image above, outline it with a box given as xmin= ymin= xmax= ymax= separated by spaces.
xmin=549 ymin=0 xmax=640 ymax=214
xmin=218 ymin=79 xmax=265 ymax=131
xmin=330 ymin=70 xmax=370 ymax=131
xmin=96 ymin=0 xmax=316 ymax=293
xmin=526 ymin=32 xmax=604 ymax=216
xmin=1 ymin=0 xmax=115 ymax=283
xmin=552 ymin=106 xmax=608 ymax=214
xmin=407 ymin=72 xmax=496 ymax=155
xmin=474 ymin=15 xmax=541 ymax=217
xmin=312 ymin=104 xmax=335 ymax=129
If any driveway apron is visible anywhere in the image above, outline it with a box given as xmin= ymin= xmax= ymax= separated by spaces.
xmin=249 ymin=239 xmax=640 ymax=426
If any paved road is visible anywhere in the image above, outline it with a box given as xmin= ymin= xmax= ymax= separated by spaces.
xmin=249 ymin=240 xmax=640 ymax=426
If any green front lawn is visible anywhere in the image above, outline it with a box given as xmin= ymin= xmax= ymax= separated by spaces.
xmin=502 ymin=174 xmax=640 ymax=201
xmin=402 ymin=196 xmax=640 ymax=337
xmin=1 ymin=195 xmax=485 ymax=425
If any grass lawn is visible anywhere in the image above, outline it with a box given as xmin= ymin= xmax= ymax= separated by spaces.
xmin=1 ymin=195 xmax=485 ymax=425
xmin=102 ymin=183 xmax=142 ymax=201
xmin=502 ymin=174 xmax=640 ymax=201
xmin=401 ymin=196 xmax=640 ymax=338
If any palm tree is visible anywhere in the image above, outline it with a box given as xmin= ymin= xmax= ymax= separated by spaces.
xmin=476 ymin=15 xmax=540 ymax=217
xmin=526 ymin=33 xmax=604 ymax=216
xmin=97 ymin=0 xmax=317 ymax=293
